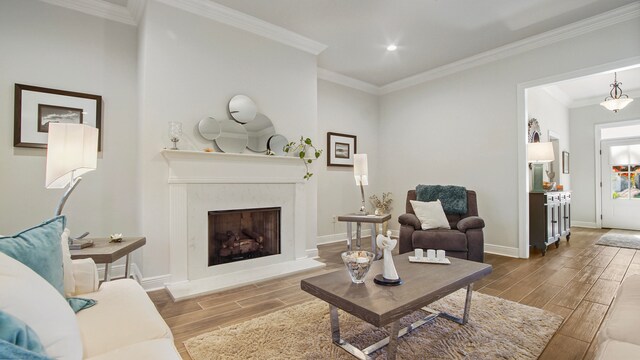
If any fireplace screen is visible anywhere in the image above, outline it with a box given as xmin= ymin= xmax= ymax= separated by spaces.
xmin=208 ymin=207 xmax=281 ymax=266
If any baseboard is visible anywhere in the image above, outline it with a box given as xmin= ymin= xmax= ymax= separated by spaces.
xmin=572 ymin=221 xmax=598 ymax=229
xmin=484 ymin=244 xmax=520 ymax=258
xmin=305 ymin=248 xmax=319 ymax=258
xmin=316 ymin=229 xmax=373 ymax=245
xmin=141 ymin=274 xmax=173 ymax=291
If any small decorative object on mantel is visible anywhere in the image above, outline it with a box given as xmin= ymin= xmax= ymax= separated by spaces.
xmin=374 ymin=231 xmax=402 ymax=286
xmin=203 ymin=148 xmax=214 ymax=153
xmin=109 ymin=233 xmax=123 ymax=243
xmin=168 ymin=121 xmax=182 ymax=150
xmin=284 ymin=136 xmax=322 ymax=180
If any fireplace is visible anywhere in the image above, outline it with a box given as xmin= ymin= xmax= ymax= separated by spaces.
xmin=208 ymin=207 xmax=281 ymax=266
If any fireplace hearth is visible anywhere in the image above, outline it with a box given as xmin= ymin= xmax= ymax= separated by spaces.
xmin=208 ymin=207 xmax=281 ymax=266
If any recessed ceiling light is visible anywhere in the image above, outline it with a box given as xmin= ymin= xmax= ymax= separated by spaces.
xmin=386 ymin=44 xmax=397 ymax=52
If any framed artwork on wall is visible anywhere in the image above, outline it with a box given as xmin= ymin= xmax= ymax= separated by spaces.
xmin=14 ymin=84 xmax=102 ymax=150
xmin=327 ymin=132 xmax=356 ymax=167
xmin=562 ymin=151 xmax=570 ymax=174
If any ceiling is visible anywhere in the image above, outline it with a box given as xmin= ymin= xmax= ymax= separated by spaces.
xmin=210 ymin=0 xmax=638 ymax=86
xmin=541 ymin=66 xmax=640 ymax=107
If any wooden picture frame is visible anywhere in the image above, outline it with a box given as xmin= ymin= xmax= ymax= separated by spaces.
xmin=562 ymin=151 xmax=570 ymax=174
xmin=327 ymin=132 xmax=357 ymax=167
xmin=14 ymin=84 xmax=102 ymax=150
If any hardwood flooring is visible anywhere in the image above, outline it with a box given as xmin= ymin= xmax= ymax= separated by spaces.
xmin=149 ymin=227 xmax=639 ymax=359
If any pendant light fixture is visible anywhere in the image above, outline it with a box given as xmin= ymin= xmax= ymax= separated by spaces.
xmin=600 ymin=72 xmax=634 ymax=113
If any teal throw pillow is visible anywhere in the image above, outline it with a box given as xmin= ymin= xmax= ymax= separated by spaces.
xmin=0 ymin=310 xmax=50 ymax=359
xmin=0 ymin=216 xmax=65 ymax=295
xmin=67 ymin=297 xmax=97 ymax=313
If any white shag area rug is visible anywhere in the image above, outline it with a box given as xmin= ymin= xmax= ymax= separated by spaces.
xmin=185 ymin=289 xmax=563 ymax=360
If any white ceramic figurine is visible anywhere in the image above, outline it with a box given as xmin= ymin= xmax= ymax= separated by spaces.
xmin=376 ymin=230 xmax=399 ymax=281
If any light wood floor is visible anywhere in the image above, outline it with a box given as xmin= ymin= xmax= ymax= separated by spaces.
xmin=149 ymin=227 xmax=640 ymax=359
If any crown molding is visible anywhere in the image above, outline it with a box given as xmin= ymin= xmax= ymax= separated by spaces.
xmin=317 ymin=68 xmax=381 ymax=95
xmin=39 ymin=0 xmax=137 ymax=26
xmin=155 ymin=0 xmax=327 ymax=55
xmin=570 ymin=88 xmax=640 ymax=109
xmin=380 ymin=2 xmax=640 ymax=95
xmin=127 ymin=0 xmax=146 ymax=24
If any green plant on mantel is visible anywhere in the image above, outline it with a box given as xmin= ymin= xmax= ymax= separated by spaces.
xmin=284 ymin=136 xmax=323 ymax=180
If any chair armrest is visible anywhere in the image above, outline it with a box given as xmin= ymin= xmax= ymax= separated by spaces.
xmin=398 ymin=213 xmax=421 ymax=230
xmin=457 ymin=216 xmax=485 ymax=233
xmin=72 ymin=258 xmax=99 ymax=295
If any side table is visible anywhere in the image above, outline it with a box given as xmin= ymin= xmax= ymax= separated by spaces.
xmin=337 ymin=213 xmax=391 ymax=258
xmin=70 ymin=237 xmax=146 ymax=282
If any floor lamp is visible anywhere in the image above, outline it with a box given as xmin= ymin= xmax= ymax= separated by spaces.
xmin=527 ymin=142 xmax=554 ymax=193
xmin=46 ymin=123 xmax=99 ymax=248
xmin=354 ymin=154 xmax=368 ymax=214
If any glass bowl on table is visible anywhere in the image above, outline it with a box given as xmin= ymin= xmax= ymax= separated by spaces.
xmin=341 ymin=251 xmax=375 ymax=284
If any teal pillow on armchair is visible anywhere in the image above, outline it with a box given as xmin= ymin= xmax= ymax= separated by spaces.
xmin=0 ymin=216 xmax=65 ymax=295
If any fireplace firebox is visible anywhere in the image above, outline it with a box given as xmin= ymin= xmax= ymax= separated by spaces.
xmin=208 ymin=207 xmax=281 ymax=266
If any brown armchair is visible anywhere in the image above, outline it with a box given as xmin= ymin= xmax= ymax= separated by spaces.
xmin=398 ymin=189 xmax=485 ymax=262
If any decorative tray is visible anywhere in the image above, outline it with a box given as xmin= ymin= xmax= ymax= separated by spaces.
xmin=408 ymin=256 xmax=451 ymax=265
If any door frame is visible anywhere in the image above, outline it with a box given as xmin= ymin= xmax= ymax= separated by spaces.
xmin=516 ymin=56 xmax=640 ymax=258
xmin=595 ymin=121 xmax=640 ymax=228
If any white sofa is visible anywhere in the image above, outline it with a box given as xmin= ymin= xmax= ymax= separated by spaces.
xmin=595 ymin=274 xmax=640 ymax=360
xmin=0 ymin=251 xmax=180 ymax=359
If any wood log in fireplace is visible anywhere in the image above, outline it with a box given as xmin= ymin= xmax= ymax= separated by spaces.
xmin=219 ymin=231 xmax=262 ymax=258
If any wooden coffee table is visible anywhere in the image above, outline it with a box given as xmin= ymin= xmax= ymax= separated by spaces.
xmin=300 ymin=253 xmax=492 ymax=359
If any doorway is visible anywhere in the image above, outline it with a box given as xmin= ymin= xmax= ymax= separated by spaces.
xmin=600 ymin=138 xmax=640 ymax=230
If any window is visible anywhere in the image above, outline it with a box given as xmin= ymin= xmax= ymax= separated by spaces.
xmin=610 ymin=145 xmax=640 ymax=200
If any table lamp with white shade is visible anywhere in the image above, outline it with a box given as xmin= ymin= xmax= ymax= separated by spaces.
xmin=527 ymin=142 xmax=554 ymax=193
xmin=46 ymin=123 xmax=99 ymax=247
xmin=354 ymin=154 xmax=368 ymax=214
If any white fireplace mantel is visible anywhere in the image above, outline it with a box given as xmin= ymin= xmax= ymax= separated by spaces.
xmin=161 ymin=150 xmax=323 ymax=300
xmin=161 ymin=150 xmax=306 ymax=184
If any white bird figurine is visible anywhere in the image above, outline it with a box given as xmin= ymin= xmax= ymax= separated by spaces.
xmin=376 ymin=230 xmax=399 ymax=281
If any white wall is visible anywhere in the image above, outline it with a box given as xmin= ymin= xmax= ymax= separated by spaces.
xmin=378 ymin=18 xmax=640 ymax=253
xmin=316 ymin=80 xmax=379 ymax=241
xmin=0 ymin=1 xmax=139 ymax=239
xmin=527 ymin=87 xmax=571 ymax=189
xmin=137 ymin=1 xmax=318 ymax=277
xmin=569 ymin=101 xmax=640 ymax=226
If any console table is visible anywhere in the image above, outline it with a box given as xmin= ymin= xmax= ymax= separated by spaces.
xmin=529 ymin=192 xmax=571 ymax=256
xmin=70 ymin=237 xmax=146 ymax=282
xmin=337 ymin=213 xmax=391 ymax=258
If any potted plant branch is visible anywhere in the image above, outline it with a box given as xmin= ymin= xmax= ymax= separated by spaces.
xmin=283 ymin=136 xmax=323 ymax=180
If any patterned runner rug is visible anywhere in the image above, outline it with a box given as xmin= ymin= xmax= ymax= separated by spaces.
xmin=184 ymin=289 xmax=562 ymax=360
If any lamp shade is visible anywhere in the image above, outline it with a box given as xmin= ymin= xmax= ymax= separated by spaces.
xmin=354 ymin=154 xmax=368 ymax=186
xmin=600 ymin=98 xmax=633 ymax=112
xmin=527 ymin=142 xmax=554 ymax=163
xmin=46 ymin=123 xmax=98 ymax=189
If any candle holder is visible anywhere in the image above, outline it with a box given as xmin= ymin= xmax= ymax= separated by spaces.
xmin=168 ymin=121 xmax=183 ymax=150
xmin=341 ymin=251 xmax=374 ymax=283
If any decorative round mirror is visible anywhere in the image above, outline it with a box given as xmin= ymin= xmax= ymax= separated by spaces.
xmin=197 ymin=117 xmax=221 ymax=140
xmin=228 ymin=95 xmax=257 ymax=124
xmin=267 ymin=134 xmax=288 ymax=156
xmin=245 ymin=113 xmax=276 ymax=152
xmin=215 ymin=119 xmax=248 ymax=153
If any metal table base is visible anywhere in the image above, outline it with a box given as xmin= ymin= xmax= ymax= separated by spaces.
xmin=329 ymin=284 xmax=474 ymax=360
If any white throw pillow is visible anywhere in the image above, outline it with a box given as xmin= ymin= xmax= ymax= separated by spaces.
xmin=61 ymin=228 xmax=76 ymax=297
xmin=410 ymin=200 xmax=451 ymax=230
xmin=0 ymin=252 xmax=83 ymax=359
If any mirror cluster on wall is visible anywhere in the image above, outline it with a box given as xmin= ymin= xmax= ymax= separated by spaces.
xmin=196 ymin=94 xmax=286 ymax=154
